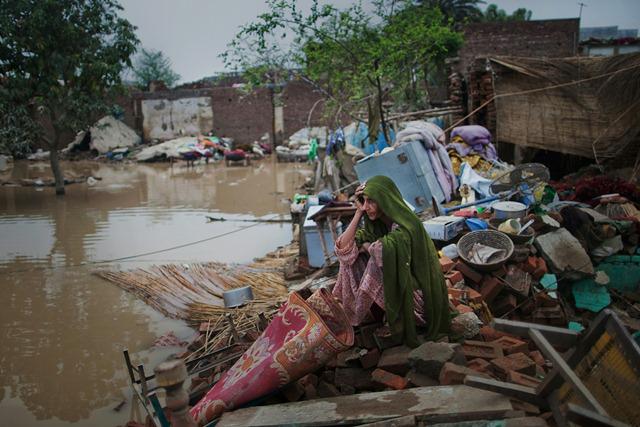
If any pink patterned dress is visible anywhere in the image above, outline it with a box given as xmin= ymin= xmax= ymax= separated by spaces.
xmin=331 ymin=225 xmax=426 ymax=326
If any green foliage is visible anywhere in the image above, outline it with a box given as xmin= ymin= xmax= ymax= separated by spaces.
xmin=417 ymin=0 xmax=486 ymax=23
xmin=0 ymin=0 xmax=139 ymax=149
xmin=0 ymin=101 xmax=38 ymax=158
xmin=223 ymin=0 xmax=463 ymax=131
xmin=132 ymin=48 xmax=181 ymax=90
xmin=482 ymin=4 xmax=532 ymax=21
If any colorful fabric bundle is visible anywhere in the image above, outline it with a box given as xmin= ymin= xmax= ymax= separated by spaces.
xmin=189 ymin=289 xmax=354 ymax=426
xmin=448 ymin=125 xmax=497 ymax=161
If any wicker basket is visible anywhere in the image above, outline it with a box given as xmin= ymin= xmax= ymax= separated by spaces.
xmin=488 ymin=218 xmax=535 ymax=245
xmin=458 ymin=230 xmax=514 ymax=272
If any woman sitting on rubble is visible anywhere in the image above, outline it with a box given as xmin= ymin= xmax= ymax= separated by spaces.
xmin=332 ymin=175 xmax=450 ymax=348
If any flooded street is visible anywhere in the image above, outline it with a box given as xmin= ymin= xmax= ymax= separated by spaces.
xmin=0 ymin=159 xmax=310 ymax=426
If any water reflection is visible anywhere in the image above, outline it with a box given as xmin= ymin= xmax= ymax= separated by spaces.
xmin=0 ymin=159 xmax=309 ymax=426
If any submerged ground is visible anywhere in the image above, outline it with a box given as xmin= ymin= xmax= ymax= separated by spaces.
xmin=0 ymin=158 xmax=309 ymax=426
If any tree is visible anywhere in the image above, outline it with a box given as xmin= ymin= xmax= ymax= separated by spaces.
xmin=0 ymin=0 xmax=138 ymax=194
xmin=483 ymin=4 xmax=532 ymax=21
xmin=417 ymin=0 xmax=486 ymax=24
xmin=223 ymin=0 xmax=462 ymax=147
xmin=132 ymin=48 xmax=181 ymax=90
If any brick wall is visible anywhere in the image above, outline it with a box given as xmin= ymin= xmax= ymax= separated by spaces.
xmin=281 ymin=80 xmax=326 ymax=139
xmin=121 ymin=80 xmax=332 ymax=146
xmin=210 ymin=87 xmax=274 ymax=146
xmin=458 ymin=19 xmax=580 ymax=73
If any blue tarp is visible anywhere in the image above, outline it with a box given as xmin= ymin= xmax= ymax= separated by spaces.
xmin=345 ymin=122 xmax=394 ymax=155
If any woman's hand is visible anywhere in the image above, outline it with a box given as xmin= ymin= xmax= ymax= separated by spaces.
xmin=354 ymin=181 xmax=366 ymax=213
xmin=359 ymin=241 xmax=371 ymax=254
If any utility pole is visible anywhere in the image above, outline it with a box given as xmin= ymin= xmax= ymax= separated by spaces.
xmin=578 ymin=2 xmax=587 ymax=20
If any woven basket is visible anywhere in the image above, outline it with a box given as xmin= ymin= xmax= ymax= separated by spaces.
xmin=458 ymin=230 xmax=514 ymax=272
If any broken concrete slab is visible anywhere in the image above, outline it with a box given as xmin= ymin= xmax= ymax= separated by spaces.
xmin=216 ymin=385 xmax=514 ymax=427
xmin=89 ymin=116 xmax=140 ymax=154
xmin=408 ymin=342 xmax=466 ymax=379
xmin=534 ymin=228 xmax=594 ymax=277
xmin=64 ymin=115 xmax=141 ymax=154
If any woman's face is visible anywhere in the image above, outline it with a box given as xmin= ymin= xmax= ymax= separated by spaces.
xmin=362 ymin=195 xmax=380 ymax=221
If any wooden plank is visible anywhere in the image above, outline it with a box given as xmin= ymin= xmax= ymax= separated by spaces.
xmin=537 ymin=310 xmax=608 ymax=398
xmin=357 ymin=415 xmax=417 ymax=427
xmin=217 ymin=385 xmax=513 ymax=427
xmin=529 ymin=330 xmax=608 ymax=416
xmin=491 ymin=318 xmax=579 ymax=349
xmin=464 ymin=376 xmax=546 ymax=407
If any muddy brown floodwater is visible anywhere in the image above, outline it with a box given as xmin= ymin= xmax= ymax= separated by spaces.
xmin=0 ymin=159 xmax=311 ymax=426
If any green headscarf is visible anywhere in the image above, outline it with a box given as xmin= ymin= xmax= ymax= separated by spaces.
xmin=355 ymin=175 xmax=450 ymax=347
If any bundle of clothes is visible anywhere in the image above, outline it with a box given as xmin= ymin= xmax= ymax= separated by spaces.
xmin=447 ymin=125 xmax=498 ymax=176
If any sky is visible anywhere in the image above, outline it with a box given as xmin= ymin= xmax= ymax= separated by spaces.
xmin=118 ymin=0 xmax=640 ymax=84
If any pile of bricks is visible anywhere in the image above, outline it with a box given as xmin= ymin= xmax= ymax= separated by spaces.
xmin=270 ymin=321 xmax=549 ymax=419
xmin=440 ymin=248 xmax=566 ymax=326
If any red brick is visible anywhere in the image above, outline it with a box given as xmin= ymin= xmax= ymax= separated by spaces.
xmin=298 ymin=373 xmax=318 ymax=388
xmin=523 ymin=257 xmax=538 ymax=274
xmin=317 ymin=380 xmax=342 ymax=398
xmin=532 ymin=306 xmax=565 ymax=327
xmin=467 ymin=288 xmax=483 ymax=304
xmin=480 ymin=275 xmax=504 ymax=304
xmin=455 ymin=261 xmax=483 ymax=283
xmin=529 ymin=350 xmax=545 ymax=366
xmin=456 ymin=304 xmax=474 ymax=314
xmin=493 ymin=336 xmax=529 ymax=355
xmin=462 ymin=340 xmax=504 ymax=360
xmin=335 ymin=348 xmax=360 ymax=368
xmin=493 ymin=294 xmax=518 ymax=317
xmin=372 ymin=368 xmax=409 ymax=390
xmin=355 ymin=323 xmax=378 ymax=349
xmin=439 ymin=256 xmax=455 ymax=273
xmin=303 ymin=382 xmax=317 ymax=399
xmin=320 ymin=369 xmax=335 ymax=384
xmin=439 ymin=362 xmax=490 ymax=385
xmin=507 ymin=370 xmax=542 ymax=388
xmin=532 ymin=258 xmax=548 ymax=281
xmin=448 ymin=286 xmax=482 ymax=305
xmin=374 ymin=326 xmax=402 ymax=350
xmin=491 ymin=353 xmax=536 ymax=377
xmin=467 ymin=358 xmax=492 ymax=374
xmin=406 ymin=369 xmax=439 ymax=387
xmin=377 ymin=345 xmax=412 ymax=375
xmin=282 ymin=381 xmax=305 ymax=401
xmin=479 ymin=326 xmax=512 ymax=342
xmin=446 ymin=270 xmax=464 ymax=286
xmin=359 ymin=348 xmax=380 ymax=369
xmin=334 ymin=368 xmax=376 ymax=391
xmin=534 ymin=292 xmax=559 ymax=308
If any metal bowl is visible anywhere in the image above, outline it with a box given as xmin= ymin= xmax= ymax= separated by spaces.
xmin=492 ymin=201 xmax=527 ymax=220
xmin=223 ymin=286 xmax=254 ymax=308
